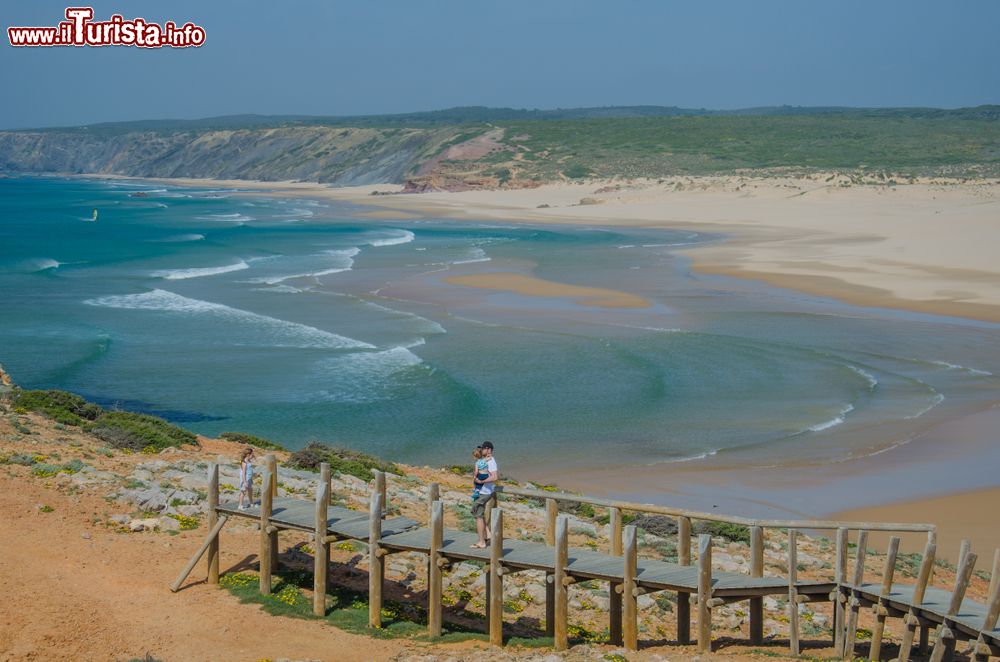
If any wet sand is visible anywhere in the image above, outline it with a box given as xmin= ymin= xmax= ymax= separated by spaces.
xmin=444 ymin=272 xmax=651 ymax=308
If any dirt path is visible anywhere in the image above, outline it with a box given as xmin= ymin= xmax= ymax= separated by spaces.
xmin=0 ymin=478 xmax=412 ymax=662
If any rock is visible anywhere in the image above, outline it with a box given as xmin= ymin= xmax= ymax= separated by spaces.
xmin=141 ymin=517 xmax=160 ymax=531
xmin=81 ymin=531 xmax=92 ymax=540
xmin=176 ymin=504 xmax=203 ymax=517
xmin=129 ymin=520 xmax=146 ymax=532
xmin=159 ymin=516 xmax=181 ymax=532
xmin=138 ymin=460 xmax=169 ymax=472
xmin=131 ymin=469 xmax=154 ymax=482
xmin=637 ymin=594 xmax=656 ymax=610
xmin=721 ymin=613 xmax=744 ymax=629
xmin=180 ymin=474 xmax=208 ymax=490
xmin=763 ymin=596 xmax=780 ymax=611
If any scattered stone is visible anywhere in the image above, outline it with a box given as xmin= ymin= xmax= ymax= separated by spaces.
xmin=129 ymin=520 xmax=146 ymax=532
xmin=159 ymin=516 xmax=181 ymax=532
xmin=81 ymin=531 xmax=92 ymax=540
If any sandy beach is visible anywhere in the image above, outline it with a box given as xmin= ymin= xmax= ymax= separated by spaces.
xmin=443 ymin=272 xmax=651 ymax=308
xmin=108 ymin=173 xmax=1000 ymax=558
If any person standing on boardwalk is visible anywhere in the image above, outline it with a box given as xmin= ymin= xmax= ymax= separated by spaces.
xmin=470 ymin=441 xmax=498 ymax=549
xmin=238 ymin=447 xmax=255 ymax=510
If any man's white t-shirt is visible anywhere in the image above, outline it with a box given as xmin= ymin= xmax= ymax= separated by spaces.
xmin=478 ymin=457 xmax=498 ymax=496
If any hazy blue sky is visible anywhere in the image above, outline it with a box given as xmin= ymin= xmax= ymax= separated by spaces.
xmin=2 ymin=0 xmax=998 ymax=129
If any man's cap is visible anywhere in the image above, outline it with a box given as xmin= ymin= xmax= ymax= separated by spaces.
xmin=478 ymin=441 xmax=494 ymax=450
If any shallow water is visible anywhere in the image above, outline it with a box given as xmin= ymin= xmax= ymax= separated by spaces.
xmin=2 ymin=176 xmax=999 ymax=479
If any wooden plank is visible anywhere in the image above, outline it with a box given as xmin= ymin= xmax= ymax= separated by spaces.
xmin=369 ymin=491 xmax=384 ymax=629
xmin=170 ymin=515 xmax=229 ymax=592
xmin=623 ymin=524 xmax=638 ymax=651
xmin=677 ymin=515 xmax=692 ymax=645
xmin=428 ymin=500 xmax=443 ymax=638
xmin=750 ymin=525 xmax=764 ymax=645
xmin=259 ymin=469 xmax=274 ymax=595
xmin=489 ymin=509 xmax=504 ymax=647
xmin=898 ymin=540 xmax=936 ymax=662
xmin=697 ymin=533 xmax=713 ymax=653
xmin=313 ymin=463 xmax=330 ymax=617
xmin=609 ymin=506 xmax=623 ymax=646
xmin=843 ymin=529 xmax=868 ymax=659
xmin=869 ymin=536 xmax=900 ymax=661
xmin=988 ymin=549 xmax=1000 ymax=610
xmin=206 ymin=463 xmax=219 ymax=585
xmin=554 ymin=515 xmax=569 ymax=651
xmin=789 ymin=529 xmax=799 ymax=655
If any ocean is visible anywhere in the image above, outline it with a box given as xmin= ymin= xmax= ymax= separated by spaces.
xmin=2 ymin=175 xmax=999 ymax=482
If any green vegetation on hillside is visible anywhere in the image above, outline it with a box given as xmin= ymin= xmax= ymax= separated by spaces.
xmin=219 ymin=431 xmax=287 ymax=452
xmin=11 ymin=389 xmax=198 ymax=451
xmin=496 ymin=114 xmax=1000 ymax=178
xmin=286 ymin=442 xmax=398 ymax=481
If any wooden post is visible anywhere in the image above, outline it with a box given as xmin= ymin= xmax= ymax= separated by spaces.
xmin=988 ymin=549 xmax=1000 ymax=604
xmin=313 ymin=463 xmax=331 ymax=617
xmin=677 ymin=515 xmax=692 ymax=645
xmin=750 ymin=525 xmax=764 ymax=645
xmin=368 ymin=490 xmax=384 ymax=629
xmin=259 ymin=469 xmax=274 ymax=595
xmin=265 ymin=454 xmax=278 ymax=572
xmin=554 ymin=515 xmax=569 ymax=651
xmin=609 ymin=506 xmax=623 ymax=646
xmin=869 ymin=536 xmax=900 ymax=661
xmin=788 ymin=529 xmax=800 ymax=654
xmin=375 ymin=470 xmax=386 ymax=516
xmin=843 ymin=529 xmax=868 ymax=659
xmin=623 ymin=524 xmax=639 ymax=651
xmin=898 ymin=539 xmax=936 ymax=662
xmin=545 ymin=498 xmax=557 ymax=638
xmin=697 ymin=533 xmax=713 ymax=654
xmin=489 ymin=509 xmax=504 ymax=647
xmin=169 ymin=515 xmax=229 ymax=592
xmin=206 ymin=463 xmax=219 ymax=585
xmin=428 ymin=482 xmax=439 ymax=521
xmin=973 ymin=563 xmax=1000 ymax=662
xmin=929 ymin=544 xmax=977 ymax=662
xmin=834 ymin=527 xmax=849 ymax=655
xmin=428 ymin=500 xmax=443 ymax=637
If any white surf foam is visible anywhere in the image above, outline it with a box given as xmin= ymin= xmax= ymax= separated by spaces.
xmin=22 ymin=258 xmax=62 ymax=272
xmin=369 ymin=229 xmax=415 ymax=247
xmin=930 ymin=360 xmax=993 ymax=376
xmin=904 ymin=392 xmax=946 ymax=420
xmin=452 ymin=247 xmax=491 ymax=264
xmin=847 ymin=365 xmax=879 ymax=390
xmin=246 ymin=248 xmax=359 ymax=285
xmin=155 ymin=233 xmax=205 ymax=243
xmin=196 ymin=213 xmax=255 ymax=222
xmin=151 ymin=260 xmax=249 ymax=280
xmin=806 ymin=403 xmax=855 ymax=432
xmin=84 ymin=289 xmax=373 ymax=349
xmin=315 ymin=346 xmax=424 ymax=403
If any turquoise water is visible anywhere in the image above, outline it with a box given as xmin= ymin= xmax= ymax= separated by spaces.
xmin=2 ymin=176 xmax=999 ymax=477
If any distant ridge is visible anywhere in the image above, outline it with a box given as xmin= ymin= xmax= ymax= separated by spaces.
xmin=21 ymin=104 xmax=1000 ymax=133
xmin=1 ymin=105 xmax=998 ymax=186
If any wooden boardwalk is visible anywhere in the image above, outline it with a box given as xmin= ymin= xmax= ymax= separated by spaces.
xmin=171 ymin=459 xmax=1000 ymax=660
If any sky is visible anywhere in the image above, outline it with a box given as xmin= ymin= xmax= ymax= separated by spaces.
xmin=1 ymin=0 xmax=998 ymax=129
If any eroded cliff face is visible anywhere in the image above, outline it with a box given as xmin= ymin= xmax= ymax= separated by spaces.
xmin=0 ymin=125 xmax=466 ymax=185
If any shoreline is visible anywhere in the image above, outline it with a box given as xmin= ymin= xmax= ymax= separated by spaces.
xmin=101 ymin=171 xmax=1000 ymax=323
xmin=61 ymin=173 xmax=1000 ymax=536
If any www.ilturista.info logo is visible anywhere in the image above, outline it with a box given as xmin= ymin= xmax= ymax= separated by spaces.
xmin=8 ymin=7 xmax=205 ymax=48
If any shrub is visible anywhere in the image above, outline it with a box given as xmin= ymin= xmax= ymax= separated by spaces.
xmin=285 ymin=442 xmax=397 ymax=481
xmin=88 ymin=411 xmax=197 ymax=452
xmin=12 ymin=390 xmax=102 ymax=426
xmin=695 ymin=520 xmax=752 ymax=544
xmin=562 ymin=164 xmax=592 ymax=179
xmin=631 ymin=514 xmax=678 ymax=537
xmin=219 ymin=431 xmax=286 ymax=452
